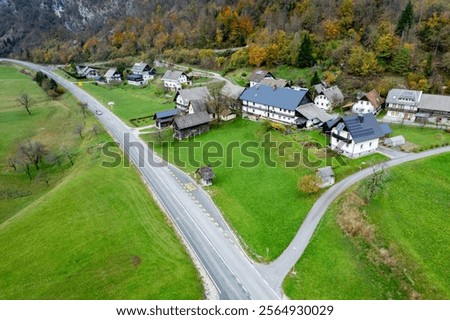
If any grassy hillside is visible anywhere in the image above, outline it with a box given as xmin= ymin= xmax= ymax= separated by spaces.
xmin=144 ymin=119 xmax=387 ymax=261
xmin=284 ymin=153 xmax=450 ymax=299
xmin=0 ymin=63 xmax=203 ymax=299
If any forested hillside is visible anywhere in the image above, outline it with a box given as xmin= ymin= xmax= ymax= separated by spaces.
xmin=2 ymin=0 xmax=449 ymax=92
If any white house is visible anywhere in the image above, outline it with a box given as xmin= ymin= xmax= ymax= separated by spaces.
xmin=384 ymin=89 xmax=422 ymax=122
xmin=314 ymin=82 xmax=344 ymax=112
xmin=174 ymin=87 xmax=212 ymax=112
xmin=249 ymin=69 xmax=275 ymax=87
xmin=352 ymin=89 xmax=384 ymax=115
xmin=76 ymin=66 xmax=99 ymax=79
xmin=104 ymin=68 xmax=122 ymax=84
xmin=239 ymin=85 xmax=316 ymax=126
xmin=127 ymin=74 xmax=146 ymax=86
xmin=330 ymin=113 xmax=389 ymax=158
xmin=130 ymin=62 xmax=156 ymax=84
xmin=161 ymin=70 xmax=192 ymax=91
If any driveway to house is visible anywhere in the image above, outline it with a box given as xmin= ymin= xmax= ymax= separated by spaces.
xmin=376 ymin=145 xmax=410 ymax=159
xmin=258 ymin=145 xmax=450 ymax=290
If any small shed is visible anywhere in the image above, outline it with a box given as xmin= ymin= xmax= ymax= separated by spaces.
xmin=219 ymin=109 xmax=236 ymax=122
xmin=196 ymin=166 xmax=215 ymax=186
xmin=384 ymin=135 xmax=406 ymax=147
xmin=316 ymin=166 xmax=335 ymax=188
xmin=173 ymin=111 xmax=210 ymax=140
xmin=153 ymin=109 xmax=180 ymax=129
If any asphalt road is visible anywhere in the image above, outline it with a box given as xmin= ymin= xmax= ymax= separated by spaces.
xmin=3 ymin=59 xmax=448 ymax=300
xmin=259 ymin=145 xmax=450 ymax=289
xmin=3 ymin=59 xmax=280 ymax=300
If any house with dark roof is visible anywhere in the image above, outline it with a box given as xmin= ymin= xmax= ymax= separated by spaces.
xmin=352 ymin=89 xmax=384 ymax=115
xmin=196 ymin=166 xmax=215 ymax=186
xmin=314 ymin=82 xmax=344 ymax=112
xmin=173 ymin=111 xmax=210 ymax=140
xmin=129 ymin=62 xmax=156 ymax=85
xmin=249 ymin=69 xmax=275 ymax=87
xmin=153 ymin=109 xmax=180 ymax=129
xmin=161 ymin=70 xmax=191 ymax=91
xmin=239 ymin=85 xmax=314 ymax=126
xmin=175 ymin=87 xmax=212 ymax=112
xmin=295 ymin=103 xmax=333 ymax=128
xmin=384 ymin=88 xmax=422 ymax=122
xmin=330 ymin=113 xmax=390 ymax=158
xmin=127 ymin=74 xmax=146 ymax=86
xmin=104 ymin=68 xmax=122 ymax=84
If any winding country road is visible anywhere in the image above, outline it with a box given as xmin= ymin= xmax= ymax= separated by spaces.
xmin=3 ymin=59 xmax=449 ymax=299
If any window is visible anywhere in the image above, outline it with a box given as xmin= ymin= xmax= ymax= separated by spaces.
xmin=369 ymin=142 xmax=372 ymax=147
xmin=360 ymin=144 xmax=364 ymax=149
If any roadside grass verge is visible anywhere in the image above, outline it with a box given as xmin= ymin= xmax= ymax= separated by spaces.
xmin=79 ymin=82 xmax=175 ymax=126
xmin=0 ymin=64 xmax=203 ymax=299
xmin=284 ymin=153 xmax=450 ymax=299
xmin=143 ymin=118 xmax=387 ymax=261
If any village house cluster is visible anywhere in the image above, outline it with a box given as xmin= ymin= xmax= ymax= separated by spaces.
xmin=76 ymin=64 xmax=450 ymax=161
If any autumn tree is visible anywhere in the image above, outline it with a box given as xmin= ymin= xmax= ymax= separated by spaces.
xmin=17 ymin=93 xmax=32 ymax=115
xmin=347 ymin=46 xmax=382 ymax=76
xmin=396 ymin=0 xmax=414 ymax=37
xmin=296 ymin=33 xmax=315 ymax=68
xmin=298 ymin=175 xmax=321 ymax=194
xmin=376 ymin=33 xmax=398 ymax=63
xmin=339 ymin=0 xmax=354 ymax=33
xmin=249 ymin=45 xmax=267 ymax=67
xmin=418 ymin=13 xmax=450 ymax=55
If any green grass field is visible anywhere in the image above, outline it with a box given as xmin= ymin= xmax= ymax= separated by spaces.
xmin=284 ymin=153 xmax=450 ymax=299
xmin=388 ymin=124 xmax=450 ymax=150
xmin=77 ymin=81 xmax=175 ymax=126
xmin=144 ymin=119 xmax=386 ymax=261
xmin=0 ymin=63 xmax=203 ymax=299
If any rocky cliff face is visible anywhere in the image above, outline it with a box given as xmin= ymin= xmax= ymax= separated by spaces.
xmin=0 ymin=0 xmax=143 ymax=56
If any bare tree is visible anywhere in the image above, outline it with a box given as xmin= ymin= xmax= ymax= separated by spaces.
xmin=207 ymin=82 xmax=227 ymax=122
xmin=45 ymin=152 xmax=62 ymax=169
xmin=6 ymin=157 xmax=18 ymax=172
xmin=17 ymin=93 xmax=32 ymax=115
xmin=36 ymin=170 xmax=50 ymax=186
xmin=91 ymin=124 xmax=102 ymax=135
xmin=361 ymin=165 xmax=388 ymax=203
xmin=61 ymin=145 xmax=74 ymax=165
xmin=74 ymin=123 xmax=85 ymax=139
xmin=78 ymin=102 xmax=89 ymax=118
xmin=18 ymin=140 xmax=48 ymax=171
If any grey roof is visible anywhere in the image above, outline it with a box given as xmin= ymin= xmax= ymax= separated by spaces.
xmin=386 ymin=89 xmax=422 ymax=106
xmin=196 ymin=166 xmax=215 ymax=180
xmin=317 ymin=166 xmax=334 ymax=179
xmin=419 ymin=94 xmax=450 ymax=113
xmin=127 ymin=74 xmax=143 ymax=81
xmin=249 ymin=69 xmax=274 ymax=83
xmin=104 ymin=68 xmax=119 ymax=78
xmin=239 ymin=85 xmax=309 ymax=111
xmin=260 ymin=78 xmax=289 ymax=88
xmin=161 ymin=70 xmax=185 ymax=81
xmin=385 ymin=135 xmax=405 ymax=145
xmin=220 ymin=82 xmax=245 ymax=100
xmin=296 ymin=103 xmax=333 ymax=123
xmin=314 ymin=83 xmax=326 ymax=94
xmin=177 ymin=87 xmax=212 ymax=104
xmin=320 ymin=86 xmax=344 ymax=104
xmin=190 ymin=100 xmax=214 ymax=114
xmin=131 ymin=62 xmax=154 ymax=74
xmin=341 ymin=113 xmax=387 ymax=143
xmin=154 ymin=109 xmax=179 ymax=120
xmin=174 ymin=111 xmax=210 ymax=130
